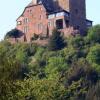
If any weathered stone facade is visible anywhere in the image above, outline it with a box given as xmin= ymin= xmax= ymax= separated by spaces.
xmin=16 ymin=0 xmax=92 ymax=42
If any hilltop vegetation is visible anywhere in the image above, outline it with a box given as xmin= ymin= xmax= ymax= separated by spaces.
xmin=0 ymin=25 xmax=100 ymax=100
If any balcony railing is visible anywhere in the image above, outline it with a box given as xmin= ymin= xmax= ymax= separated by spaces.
xmin=48 ymin=11 xmax=69 ymax=19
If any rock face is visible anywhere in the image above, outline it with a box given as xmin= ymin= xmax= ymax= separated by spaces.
xmin=16 ymin=0 xmax=92 ymax=42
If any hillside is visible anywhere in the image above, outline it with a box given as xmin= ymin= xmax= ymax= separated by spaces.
xmin=0 ymin=25 xmax=100 ymax=100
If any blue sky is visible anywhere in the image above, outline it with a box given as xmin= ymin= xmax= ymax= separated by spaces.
xmin=0 ymin=0 xmax=100 ymax=40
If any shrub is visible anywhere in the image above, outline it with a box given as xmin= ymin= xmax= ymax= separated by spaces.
xmin=87 ymin=25 xmax=100 ymax=43
xmin=48 ymin=29 xmax=66 ymax=51
xmin=87 ymin=44 xmax=100 ymax=72
xmin=5 ymin=28 xmax=22 ymax=39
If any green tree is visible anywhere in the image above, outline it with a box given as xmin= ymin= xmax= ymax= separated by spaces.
xmin=5 ymin=28 xmax=22 ymax=40
xmin=45 ymin=57 xmax=68 ymax=79
xmin=0 ymin=57 xmax=27 ymax=99
xmin=67 ymin=35 xmax=84 ymax=49
xmin=87 ymin=25 xmax=100 ymax=43
xmin=87 ymin=44 xmax=100 ymax=71
xmin=61 ymin=59 xmax=99 ymax=100
xmin=48 ymin=29 xmax=66 ymax=51
xmin=14 ymin=79 xmax=67 ymax=100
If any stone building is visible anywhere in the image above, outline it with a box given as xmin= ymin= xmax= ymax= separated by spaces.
xmin=16 ymin=0 xmax=92 ymax=42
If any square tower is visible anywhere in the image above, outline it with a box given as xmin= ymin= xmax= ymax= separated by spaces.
xmin=57 ymin=0 xmax=87 ymax=34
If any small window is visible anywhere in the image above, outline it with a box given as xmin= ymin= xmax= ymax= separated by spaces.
xmin=23 ymin=26 xmax=29 ymax=33
xmin=56 ymin=19 xmax=63 ymax=29
xmin=26 ymin=18 xmax=29 ymax=23
xmin=48 ymin=22 xmax=50 ymax=27
xmin=38 ymin=23 xmax=43 ymax=30
xmin=17 ymin=21 xmax=22 ymax=25
xmin=39 ymin=15 xmax=42 ymax=19
xmin=23 ymin=18 xmax=29 ymax=24
xmin=48 ymin=22 xmax=51 ymax=27
xmin=30 ymin=10 xmax=32 ymax=14
xmin=48 ymin=21 xmax=54 ymax=27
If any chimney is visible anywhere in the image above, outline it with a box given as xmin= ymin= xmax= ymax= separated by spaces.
xmin=32 ymin=0 xmax=38 ymax=4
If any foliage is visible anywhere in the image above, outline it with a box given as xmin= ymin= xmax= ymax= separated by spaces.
xmin=45 ymin=57 xmax=68 ymax=79
xmin=68 ymin=34 xmax=84 ymax=49
xmin=48 ymin=29 xmax=66 ymax=51
xmin=14 ymin=79 xmax=67 ymax=100
xmin=0 ymin=25 xmax=100 ymax=99
xmin=61 ymin=59 xmax=99 ymax=100
xmin=5 ymin=28 xmax=22 ymax=39
xmin=87 ymin=44 xmax=100 ymax=71
xmin=87 ymin=24 xmax=100 ymax=43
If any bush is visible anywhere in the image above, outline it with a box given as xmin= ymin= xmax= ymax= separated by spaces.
xmin=45 ymin=57 xmax=68 ymax=79
xmin=5 ymin=28 xmax=23 ymax=39
xmin=87 ymin=44 xmax=100 ymax=72
xmin=68 ymin=35 xmax=84 ymax=49
xmin=87 ymin=25 xmax=100 ymax=43
xmin=48 ymin=29 xmax=66 ymax=51
xmin=14 ymin=79 xmax=67 ymax=100
xmin=65 ymin=59 xmax=98 ymax=86
xmin=62 ymin=59 xmax=99 ymax=100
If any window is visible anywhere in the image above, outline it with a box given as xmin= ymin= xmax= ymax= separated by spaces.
xmin=30 ymin=10 xmax=32 ymax=14
xmin=26 ymin=18 xmax=29 ymax=23
xmin=23 ymin=18 xmax=29 ymax=24
xmin=39 ymin=15 xmax=42 ymax=19
xmin=17 ymin=21 xmax=22 ymax=25
xmin=48 ymin=21 xmax=55 ymax=27
xmin=56 ymin=19 xmax=63 ymax=29
xmin=27 ymin=9 xmax=32 ymax=14
xmin=48 ymin=21 xmax=52 ymax=27
xmin=38 ymin=23 xmax=43 ymax=30
xmin=23 ymin=26 xmax=29 ymax=33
